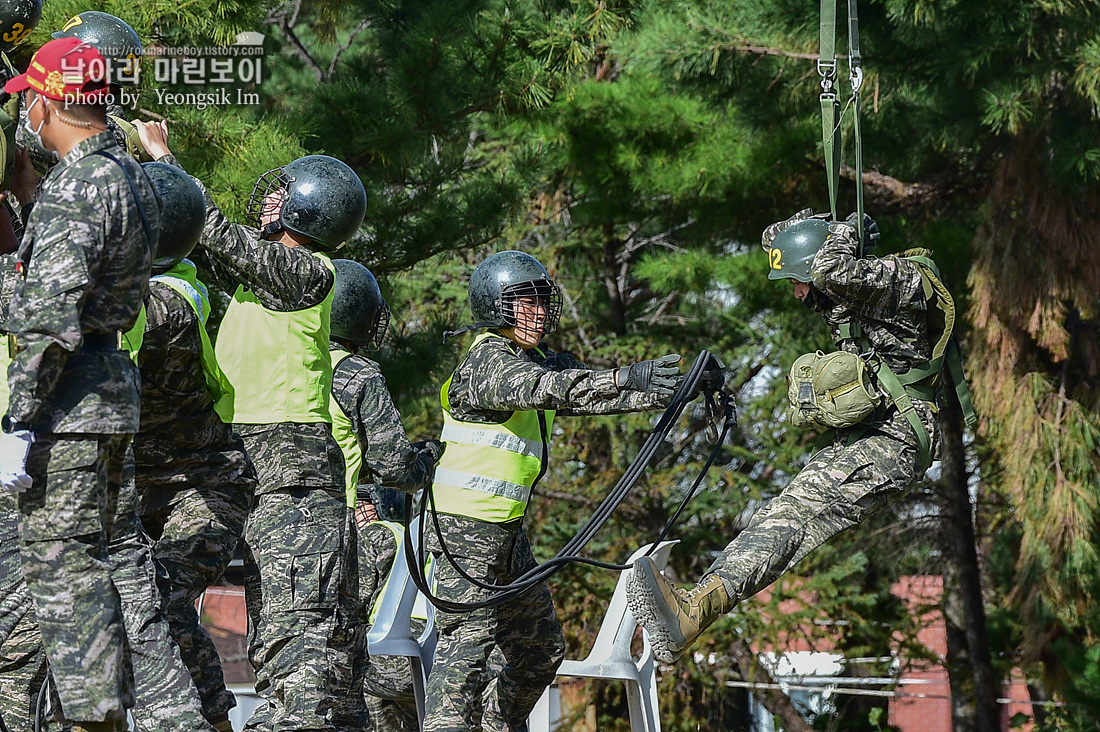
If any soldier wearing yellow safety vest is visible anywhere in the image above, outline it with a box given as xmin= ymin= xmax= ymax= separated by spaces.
xmin=124 ymin=158 xmax=257 ymax=732
xmin=135 ymin=121 xmax=370 ymax=732
xmin=325 ymin=258 xmax=442 ymax=732
xmin=423 ymin=250 xmax=711 ymax=732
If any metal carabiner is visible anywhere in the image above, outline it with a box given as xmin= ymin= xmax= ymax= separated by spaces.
xmin=849 ymin=65 xmax=864 ymax=94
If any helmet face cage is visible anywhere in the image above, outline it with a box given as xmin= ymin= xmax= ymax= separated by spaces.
xmin=365 ymin=301 xmax=391 ymax=351
xmin=500 ymin=279 xmax=562 ymax=336
xmin=247 ymin=167 xmax=291 ymax=230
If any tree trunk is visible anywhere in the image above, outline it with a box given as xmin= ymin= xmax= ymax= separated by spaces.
xmin=938 ymin=381 xmax=1001 ymax=732
xmin=729 ymin=639 xmax=815 ymax=732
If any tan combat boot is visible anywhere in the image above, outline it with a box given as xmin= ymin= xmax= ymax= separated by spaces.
xmin=626 ymin=556 xmax=732 ymax=663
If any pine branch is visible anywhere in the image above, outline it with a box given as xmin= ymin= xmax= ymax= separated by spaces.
xmin=266 ymin=10 xmax=325 ymax=83
xmin=328 ymin=19 xmax=372 ymax=81
xmin=534 ymin=487 xmax=643 ymax=520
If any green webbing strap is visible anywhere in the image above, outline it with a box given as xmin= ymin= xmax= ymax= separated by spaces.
xmin=905 ymin=255 xmax=955 ymax=361
xmin=819 ymin=0 xmax=840 ymax=221
xmin=872 ymin=358 xmax=933 ymax=473
xmin=838 ymin=317 xmax=934 ymax=471
xmin=819 ymin=0 xmax=866 ymax=235
xmin=847 ymin=0 xmax=865 ymax=249
xmin=946 ymin=339 xmax=978 ymax=427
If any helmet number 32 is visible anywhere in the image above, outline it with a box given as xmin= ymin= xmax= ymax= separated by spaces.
xmin=3 ymin=23 xmax=33 ymax=46
xmin=769 ymin=248 xmax=783 ymax=270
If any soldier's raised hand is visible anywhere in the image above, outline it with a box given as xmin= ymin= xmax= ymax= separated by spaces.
xmin=135 ymin=119 xmax=171 ymax=160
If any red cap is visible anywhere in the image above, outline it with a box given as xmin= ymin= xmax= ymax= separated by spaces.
xmin=4 ymin=37 xmax=111 ymax=101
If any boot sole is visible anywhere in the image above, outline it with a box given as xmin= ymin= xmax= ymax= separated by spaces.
xmin=627 ymin=559 xmax=688 ymax=663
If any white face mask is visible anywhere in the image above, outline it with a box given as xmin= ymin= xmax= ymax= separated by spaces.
xmin=22 ymin=95 xmax=45 ymax=143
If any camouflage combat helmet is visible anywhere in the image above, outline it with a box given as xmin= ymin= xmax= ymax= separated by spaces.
xmin=0 ymin=0 xmax=41 ymax=54
xmin=142 ymin=162 xmax=205 ymax=274
xmin=247 ymin=155 xmax=367 ymax=251
xmin=331 ymin=259 xmax=390 ymax=350
xmin=765 ymin=218 xmax=832 ymax=283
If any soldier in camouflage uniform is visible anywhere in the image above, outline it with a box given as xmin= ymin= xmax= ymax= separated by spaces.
xmin=0 ymin=248 xmax=47 ymax=732
xmin=328 ymin=260 xmax=443 ymax=508
xmin=354 ymin=491 xmax=424 ymax=732
xmin=5 ymin=16 xmax=220 ymax=731
xmin=0 ymin=39 xmax=159 ymax=732
xmin=424 ymin=250 xmax=709 ymax=732
xmin=1 ymin=173 xmax=212 ymax=732
xmin=139 ymin=124 xmax=369 ymax=732
xmin=325 ymin=259 xmax=442 ymax=732
xmin=0 ymin=8 xmax=44 ymax=729
xmin=627 ymin=209 xmax=942 ymax=663
xmin=125 ymin=150 xmax=257 ymax=732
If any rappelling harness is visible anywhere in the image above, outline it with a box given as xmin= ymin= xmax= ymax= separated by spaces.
xmin=811 ymin=0 xmax=977 ymax=471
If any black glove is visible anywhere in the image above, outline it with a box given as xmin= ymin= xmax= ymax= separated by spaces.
xmin=617 ymin=354 xmax=683 ymax=396
xmin=845 ymin=211 xmax=881 ymax=252
xmin=688 ymin=355 xmax=726 ymax=400
xmin=412 ymin=438 xmax=446 ymax=464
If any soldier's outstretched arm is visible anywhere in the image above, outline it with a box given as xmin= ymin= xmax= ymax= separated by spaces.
xmin=451 ymin=337 xmax=669 ymax=417
xmin=810 ymin=221 xmax=926 ymax=320
xmin=6 ymin=182 xmax=104 ymax=426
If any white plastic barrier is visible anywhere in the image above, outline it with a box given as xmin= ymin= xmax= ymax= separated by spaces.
xmin=528 ymin=540 xmax=678 ymax=732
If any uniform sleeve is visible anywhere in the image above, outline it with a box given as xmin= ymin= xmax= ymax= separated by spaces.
xmin=0 ymin=253 xmax=17 ymax=331
xmin=356 ymin=367 xmax=436 ymax=494
xmin=6 ymin=183 xmax=101 ymax=426
xmin=810 ymin=222 xmax=926 ymax=321
xmin=158 ymin=154 xmax=334 ymax=312
xmin=449 ymin=337 xmax=670 ymax=418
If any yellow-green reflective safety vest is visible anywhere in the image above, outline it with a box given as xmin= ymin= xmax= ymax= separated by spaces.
xmin=214 ymin=251 xmax=335 ymax=424
xmin=121 ymin=304 xmax=145 ymax=365
xmin=430 ymin=332 xmax=555 ymax=524
xmin=124 ymin=260 xmax=225 ymax=404
xmin=329 ymin=345 xmax=362 ymax=508
xmin=367 ymin=520 xmax=431 ymax=625
xmin=0 ymin=344 xmax=9 ymax=414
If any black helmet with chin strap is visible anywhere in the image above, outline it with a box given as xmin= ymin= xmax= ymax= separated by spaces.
xmin=143 ymin=162 xmax=205 ymax=275
xmin=330 ymin=259 xmax=390 ymax=351
xmin=445 ymin=250 xmax=562 ymax=340
xmin=247 ymin=154 xmax=367 ymax=251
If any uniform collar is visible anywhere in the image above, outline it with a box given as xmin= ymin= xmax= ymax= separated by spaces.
xmin=52 ymin=131 xmax=119 ymax=175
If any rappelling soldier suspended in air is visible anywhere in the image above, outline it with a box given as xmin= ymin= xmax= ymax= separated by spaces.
xmin=627 ymin=209 xmax=976 ymax=664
